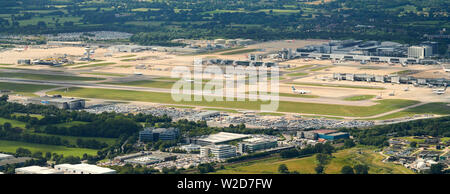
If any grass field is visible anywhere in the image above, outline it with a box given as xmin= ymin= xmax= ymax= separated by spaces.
xmin=0 ymin=72 xmax=103 ymax=81
xmin=0 ymin=82 xmax=59 ymax=96
xmin=257 ymin=112 xmax=285 ymax=116
xmin=344 ymin=95 xmax=376 ymax=101
xmin=0 ymin=140 xmax=99 ymax=157
xmin=369 ymin=102 xmax=450 ymax=120
xmin=213 ymin=146 xmax=413 ymax=174
xmin=48 ymin=87 xmax=419 ymax=117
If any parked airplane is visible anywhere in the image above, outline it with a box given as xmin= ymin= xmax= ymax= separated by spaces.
xmin=292 ymin=86 xmax=311 ymax=94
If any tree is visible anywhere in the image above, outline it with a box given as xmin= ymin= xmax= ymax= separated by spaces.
xmin=429 ymin=164 xmax=444 ymax=174
xmin=315 ymin=165 xmax=325 ymax=174
xmin=341 ymin=166 xmax=355 ymax=174
xmin=410 ymin=142 xmax=417 ymax=148
xmin=278 ymin=164 xmax=289 ymax=174
xmin=354 ymin=164 xmax=369 ymax=174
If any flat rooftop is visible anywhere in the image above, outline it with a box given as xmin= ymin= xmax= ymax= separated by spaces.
xmin=197 ymin=132 xmax=250 ymax=144
xmin=310 ymin=129 xmax=338 ymax=134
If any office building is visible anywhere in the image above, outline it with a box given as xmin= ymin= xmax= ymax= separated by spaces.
xmin=54 ymin=164 xmax=116 ymax=174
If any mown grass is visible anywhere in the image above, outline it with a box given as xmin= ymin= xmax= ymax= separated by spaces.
xmin=286 ymin=72 xmax=308 ymax=77
xmin=48 ymin=87 xmax=419 ymax=117
xmin=80 ymin=72 xmax=127 ymax=77
xmin=286 ymin=65 xmax=314 ymax=71
xmin=344 ymin=95 xmax=376 ymax=101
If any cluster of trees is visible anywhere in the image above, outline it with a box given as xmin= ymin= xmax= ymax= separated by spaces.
xmin=76 ymin=139 xmax=108 ymax=149
xmin=197 ymin=163 xmax=216 ymax=174
xmin=340 ymin=165 xmax=370 ymax=174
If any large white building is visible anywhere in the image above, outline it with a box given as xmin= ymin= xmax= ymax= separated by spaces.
xmin=408 ymin=46 xmax=432 ymax=59
xmin=0 ymin=153 xmax=14 ymax=161
xmin=15 ymin=166 xmax=64 ymax=174
xmin=54 ymin=164 xmax=116 ymax=174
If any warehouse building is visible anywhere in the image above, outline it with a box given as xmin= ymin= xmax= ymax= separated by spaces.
xmin=15 ymin=166 xmax=63 ymax=174
xmin=333 ymin=73 xmax=450 ymax=87
xmin=238 ymin=138 xmax=278 ymax=153
xmin=27 ymin=96 xmax=85 ymax=110
xmin=194 ymin=132 xmax=250 ymax=146
xmin=54 ymin=164 xmax=116 ymax=174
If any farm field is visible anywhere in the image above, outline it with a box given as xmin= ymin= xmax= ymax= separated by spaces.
xmin=47 ymin=87 xmax=419 ymax=117
xmin=213 ymin=147 xmax=413 ymax=174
